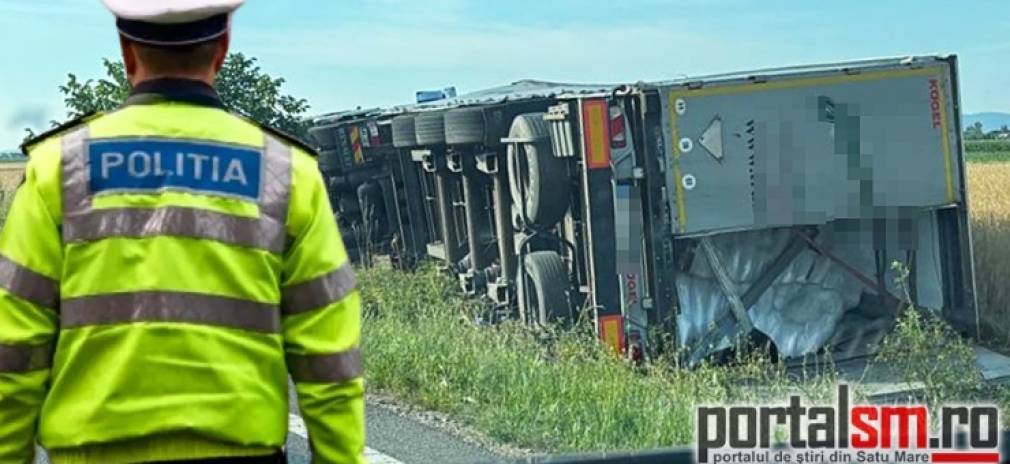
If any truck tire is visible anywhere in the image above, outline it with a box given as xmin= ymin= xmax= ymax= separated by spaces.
xmin=392 ymin=115 xmax=418 ymax=148
xmin=415 ymin=112 xmax=446 ymax=146
xmin=516 ymin=251 xmax=573 ymax=326
xmin=507 ymin=113 xmax=569 ymax=229
xmin=445 ymin=107 xmax=485 ymax=145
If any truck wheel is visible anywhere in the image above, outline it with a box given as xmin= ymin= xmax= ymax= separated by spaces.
xmin=513 ymin=231 xmax=554 ymax=255
xmin=516 ymin=251 xmax=572 ymax=326
xmin=392 ymin=115 xmax=418 ymax=148
xmin=445 ymin=107 xmax=485 ymax=145
xmin=415 ymin=112 xmax=446 ymax=146
xmin=507 ymin=113 xmax=569 ymax=229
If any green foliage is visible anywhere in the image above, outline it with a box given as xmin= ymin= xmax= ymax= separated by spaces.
xmin=213 ymin=53 xmax=310 ymax=139
xmin=358 ymin=262 xmax=835 ymax=452
xmin=875 ymin=308 xmax=982 ymax=408
xmin=967 ymin=151 xmax=1010 ymax=164
xmin=51 ymin=53 xmax=311 ymax=140
xmin=965 ymin=122 xmax=1010 ymax=141
xmin=359 ymin=260 xmax=1010 ymax=451
xmin=964 ymin=140 xmax=1010 ymax=164
xmin=965 ymin=139 xmax=1010 ymax=153
xmin=59 ymin=59 xmax=131 ymax=118
xmin=875 ymin=262 xmax=983 ymax=409
xmin=965 ymin=121 xmax=986 ymax=140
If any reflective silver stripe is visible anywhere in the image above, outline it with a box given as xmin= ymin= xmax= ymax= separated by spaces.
xmin=0 ymin=342 xmax=53 ymax=373
xmin=61 ymin=126 xmax=91 ymax=217
xmin=260 ymin=134 xmax=292 ymax=227
xmin=281 ymin=263 xmax=357 ymax=315
xmin=60 ymin=131 xmax=293 ymax=254
xmin=287 ymin=348 xmax=363 ymax=383
xmin=61 ymin=291 xmax=280 ymax=333
xmin=63 ymin=207 xmax=286 ymax=253
xmin=0 ymin=255 xmax=59 ymax=309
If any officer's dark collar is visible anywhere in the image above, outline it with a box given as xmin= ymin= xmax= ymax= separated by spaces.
xmin=123 ymin=78 xmax=226 ymax=110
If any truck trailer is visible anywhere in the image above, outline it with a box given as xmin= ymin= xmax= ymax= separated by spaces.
xmin=308 ymin=55 xmax=994 ymax=377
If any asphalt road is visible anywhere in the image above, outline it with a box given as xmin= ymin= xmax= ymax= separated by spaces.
xmin=287 ymin=385 xmax=503 ymax=464
xmin=34 ymin=396 xmax=504 ymax=464
xmin=362 ymin=402 xmax=503 ymax=464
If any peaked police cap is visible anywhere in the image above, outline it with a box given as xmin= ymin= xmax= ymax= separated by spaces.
xmin=101 ymin=0 xmax=245 ymax=47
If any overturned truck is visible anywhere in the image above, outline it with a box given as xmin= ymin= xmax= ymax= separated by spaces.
xmin=309 ymin=55 xmax=991 ymax=377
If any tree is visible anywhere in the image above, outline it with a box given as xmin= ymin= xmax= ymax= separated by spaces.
xmin=37 ymin=53 xmax=311 ymax=141
xmin=212 ymin=53 xmax=310 ymax=139
xmin=964 ymin=121 xmax=985 ymax=140
xmin=58 ymin=59 xmax=131 ymax=119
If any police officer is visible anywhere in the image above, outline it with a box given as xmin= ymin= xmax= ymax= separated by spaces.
xmin=0 ymin=1 xmax=364 ymax=463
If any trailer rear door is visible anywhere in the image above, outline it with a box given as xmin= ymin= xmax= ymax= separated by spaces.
xmin=659 ymin=59 xmax=962 ymax=236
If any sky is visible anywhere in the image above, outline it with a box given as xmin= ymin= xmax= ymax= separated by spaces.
xmin=1 ymin=0 xmax=1008 ymax=149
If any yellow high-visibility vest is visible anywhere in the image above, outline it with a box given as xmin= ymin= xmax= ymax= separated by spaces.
xmin=0 ymin=86 xmax=364 ymax=464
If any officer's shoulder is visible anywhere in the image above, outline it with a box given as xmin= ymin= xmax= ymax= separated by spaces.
xmin=235 ymin=115 xmax=318 ymax=158
xmin=20 ymin=112 xmax=103 ymax=155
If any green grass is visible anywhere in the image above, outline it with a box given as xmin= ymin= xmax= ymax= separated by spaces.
xmin=967 ymin=151 xmax=1010 ymax=163
xmin=965 ymin=139 xmax=1010 ymax=152
xmin=359 ymin=263 xmax=1005 ymax=453
xmin=965 ymin=139 xmax=1010 ymax=163
xmin=359 ymin=263 xmax=820 ymax=452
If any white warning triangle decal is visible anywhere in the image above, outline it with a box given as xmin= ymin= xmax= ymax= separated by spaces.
xmin=699 ymin=117 xmax=724 ymax=162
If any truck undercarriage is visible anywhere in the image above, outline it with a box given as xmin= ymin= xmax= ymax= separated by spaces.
xmin=307 ymin=55 xmax=1004 ymax=396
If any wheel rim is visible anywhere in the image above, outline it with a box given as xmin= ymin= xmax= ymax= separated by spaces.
xmin=510 ymin=145 xmax=533 ymax=226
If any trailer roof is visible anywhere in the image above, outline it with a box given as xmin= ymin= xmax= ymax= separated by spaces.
xmin=648 ymin=54 xmax=952 ymax=87
xmin=310 ymin=55 xmax=953 ymax=122
xmin=310 ymin=80 xmax=619 ymax=124
xmin=387 ymin=79 xmax=617 ymax=113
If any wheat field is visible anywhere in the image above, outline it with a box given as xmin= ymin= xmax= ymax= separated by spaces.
xmin=969 ymin=162 xmax=1010 ymax=341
